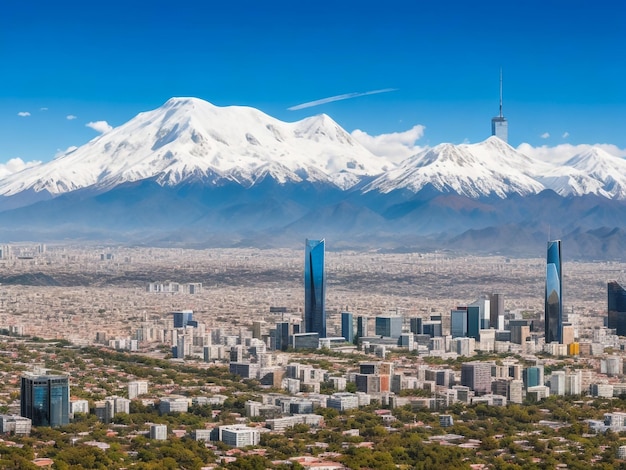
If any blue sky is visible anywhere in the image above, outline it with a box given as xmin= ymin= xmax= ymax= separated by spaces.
xmin=1 ymin=0 xmax=624 ymax=166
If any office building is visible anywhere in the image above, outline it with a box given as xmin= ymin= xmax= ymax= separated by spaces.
xmin=375 ymin=315 xmax=402 ymax=338
xmin=491 ymin=69 xmax=508 ymax=143
xmin=460 ymin=362 xmax=492 ymax=395
xmin=304 ymin=239 xmax=326 ymax=338
xmin=172 ymin=310 xmax=193 ymax=328
xmin=219 ymin=425 xmax=261 ymax=448
xmin=292 ymin=333 xmax=319 ymax=350
xmin=20 ymin=373 xmax=69 ymax=427
xmin=341 ymin=312 xmax=354 ymax=343
xmin=128 ymin=381 xmax=149 ymax=400
xmin=450 ymin=308 xmax=467 ymax=338
xmin=150 ymin=424 xmax=167 ymax=440
xmin=409 ymin=317 xmax=423 ymax=335
xmin=327 ymin=393 xmax=359 ymax=411
xmin=274 ymin=322 xmax=291 ymax=351
xmin=357 ymin=316 xmax=369 ymax=338
xmin=467 ymin=306 xmax=481 ymax=340
xmin=545 ymin=240 xmax=563 ymax=344
xmin=0 ymin=415 xmax=31 ymax=435
xmin=490 ymin=293 xmax=504 ymax=330
xmin=608 ymin=281 xmax=626 ymax=336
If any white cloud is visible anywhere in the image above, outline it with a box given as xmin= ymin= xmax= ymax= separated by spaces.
xmin=351 ymin=124 xmax=426 ymax=164
xmin=66 ymin=114 xmax=77 ymax=120
xmin=0 ymin=157 xmax=41 ymax=178
xmin=540 ymin=132 xmax=550 ymax=139
xmin=40 ymin=107 xmax=48 ymax=111
xmin=86 ymin=120 xmax=112 ymax=134
xmin=288 ymin=88 xmax=398 ymax=111
xmin=17 ymin=111 xmax=31 ymax=117
xmin=562 ymin=132 xmax=570 ymax=139
xmin=517 ymin=142 xmax=626 ymax=164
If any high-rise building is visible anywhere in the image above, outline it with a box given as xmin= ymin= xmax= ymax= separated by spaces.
xmin=20 ymin=373 xmax=69 ymax=427
xmin=375 ymin=315 xmax=403 ymax=338
xmin=409 ymin=317 xmax=422 ymax=335
xmin=172 ymin=310 xmax=193 ymax=328
xmin=450 ymin=309 xmax=467 ymax=338
xmin=545 ymin=240 xmax=563 ymax=344
xmin=275 ymin=322 xmax=291 ymax=351
xmin=304 ymin=239 xmax=326 ymax=338
xmin=467 ymin=306 xmax=481 ymax=340
xmin=490 ymin=293 xmax=504 ymax=330
xmin=460 ymin=362 xmax=492 ymax=395
xmin=608 ymin=281 xmax=626 ymax=336
xmin=341 ymin=312 xmax=354 ymax=343
xmin=357 ymin=316 xmax=369 ymax=338
xmin=491 ymin=68 xmax=508 ymax=143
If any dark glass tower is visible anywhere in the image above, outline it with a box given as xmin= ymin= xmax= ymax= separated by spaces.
xmin=608 ymin=281 xmax=626 ymax=336
xmin=545 ymin=240 xmax=563 ymax=344
xmin=304 ymin=239 xmax=326 ymax=338
xmin=20 ymin=374 xmax=69 ymax=427
xmin=341 ymin=312 xmax=354 ymax=343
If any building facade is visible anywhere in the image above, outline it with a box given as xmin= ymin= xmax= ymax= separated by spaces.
xmin=545 ymin=240 xmax=563 ymax=344
xmin=304 ymin=239 xmax=326 ymax=338
xmin=608 ymin=281 xmax=626 ymax=336
xmin=341 ymin=312 xmax=354 ymax=343
xmin=20 ymin=374 xmax=69 ymax=428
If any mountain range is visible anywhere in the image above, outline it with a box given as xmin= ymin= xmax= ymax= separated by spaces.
xmin=1 ymin=97 xmax=626 ymax=260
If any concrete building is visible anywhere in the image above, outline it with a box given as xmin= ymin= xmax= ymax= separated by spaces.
xmin=150 ymin=424 xmax=167 ymax=440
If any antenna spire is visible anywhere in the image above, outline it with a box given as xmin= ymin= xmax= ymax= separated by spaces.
xmin=499 ymin=68 xmax=503 ymax=118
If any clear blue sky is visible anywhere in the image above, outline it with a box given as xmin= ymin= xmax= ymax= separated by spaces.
xmin=1 ymin=0 xmax=624 ymax=164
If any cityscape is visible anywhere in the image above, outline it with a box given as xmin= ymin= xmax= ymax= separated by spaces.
xmin=2 ymin=2 xmax=625 ymax=469
xmin=1 ymin=238 xmax=626 ymax=468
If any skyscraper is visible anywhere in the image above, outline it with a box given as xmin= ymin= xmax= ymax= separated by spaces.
xmin=545 ymin=240 xmax=563 ymax=344
xmin=304 ymin=239 xmax=326 ymax=338
xmin=489 ymin=293 xmax=504 ymax=330
xmin=20 ymin=373 xmax=69 ymax=427
xmin=608 ymin=281 xmax=626 ymax=336
xmin=491 ymin=69 xmax=508 ymax=143
xmin=341 ymin=312 xmax=354 ymax=343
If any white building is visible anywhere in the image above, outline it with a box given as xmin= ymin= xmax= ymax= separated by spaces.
xmin=159 ymin=397 xmax=189 ymax=414
xmin=0 ymin=415 xmax=31 ymax=435
xmin=219 ymin=425 xmax=261 ymax=448
xmin=327 ymin=393 xmax=359 ymax=411
xmin=128 ymin=381 xmax=149 ymax=399
xmin=150 ymin=424 xmax=167 ymax=440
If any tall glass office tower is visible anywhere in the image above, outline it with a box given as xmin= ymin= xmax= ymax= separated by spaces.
xmin=341 ymin=312 xmax=354 ymax=343
xmin=304 ymin=239 xmax=326 ymax=338
xmin=545 ymin=240 xmax=563 ymax=344
xmin=608 ymin=281 xmax=626 ymax=336
xmin=20 ymin=374 xmax=69 ymax=427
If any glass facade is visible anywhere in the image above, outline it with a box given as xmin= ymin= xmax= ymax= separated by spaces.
xmin=375 ymin=316 xmax=403 ymax=338
xmin=608 ymin=281 xmax=626 ymax=336
xmin=21 ymin=375 xmax=69 ymax=427
xmin=467 ymin=306 xmax=481 ymax=340
xmin=304 ymin=239 xmax=326 ymax=338
xmin=491 ymin=117 xmax=508 ymax=143
xmin=545 ymin=240 xmax=563 ymax=344
xmin=450 ymin=309 xmax=467 ymax=338
xmin=341 ymin=312 xmax=354 ymax=343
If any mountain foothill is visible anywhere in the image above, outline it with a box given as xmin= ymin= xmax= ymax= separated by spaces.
xmin=1 ymin=97 xmax=625 ymax=260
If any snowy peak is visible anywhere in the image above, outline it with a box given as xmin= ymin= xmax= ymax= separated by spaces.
xmin=0 ymin=98 xmax=390 ymax=197
xmin=533 ymin=146 xmax=626 ymax=198
xmin=365 ymin=137 xmax=545 ymax=198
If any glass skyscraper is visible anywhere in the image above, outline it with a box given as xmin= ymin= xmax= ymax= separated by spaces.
xmin=341 ymin=312 xmax=354 ymax=343
xmin=20 ymin=374 xmax=70 ymax=427
xmin=545 ymin=240 xmax=563 ymax=344
xmin=608 ymin=281 xmax=626 ymax=336
xmin=304 ymin=239 xmax=326 ymax=338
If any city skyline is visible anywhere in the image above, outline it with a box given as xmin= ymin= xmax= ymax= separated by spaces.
xmin=1 ymin=0 xmax=624 ymax=170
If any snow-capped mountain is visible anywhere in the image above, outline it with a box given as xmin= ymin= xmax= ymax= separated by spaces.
xmin=536 ymin=147 xmax=626 ymax=199
xmin=0 ymin=98 xmax=390 ymax=197
xmin=364 ymin=136 xmax=546 ymax=198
